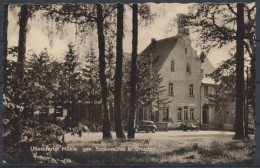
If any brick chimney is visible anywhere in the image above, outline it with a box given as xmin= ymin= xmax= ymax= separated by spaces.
xmin=177 ymin=13 xmax=190 ymax=36
xmin=151 ymin=38 xmax=156 ymax=44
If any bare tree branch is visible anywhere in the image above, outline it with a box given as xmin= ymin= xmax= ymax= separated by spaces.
xmin=244 ymin=41 xmax=252 ymax=56
xmin=211 ymin=13 xmax=234 ymax=40
xmin=226 ymin=3 xmax=237 ymax=16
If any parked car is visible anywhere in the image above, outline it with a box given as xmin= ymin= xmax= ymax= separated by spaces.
xmin=135 ymin=120 xmax=157 ymax=133
xmin=171 ymin=121 xmax=184 ymax=130
xmin=180 ymin=121 xmax=200 ymax=132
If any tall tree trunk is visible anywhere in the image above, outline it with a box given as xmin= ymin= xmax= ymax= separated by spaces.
xmin=114 ymin=3 xmax=126 ymax=139
xmin=234 ymin=3 xmax=245 ymax=140
xmin=17 ymin=5 xmax=29 ymax=66
xmin=17 ymin=5 xmax=29 ymax=119
xmin=96 ymin=4 xmax=112 ymax=140
xmin=3 ymin=4 xmax=8 ymax=91
xmin=249 ymin=45 xmax=255 ymax=121
xmin=128 ymin=3 xmax=138 ymax=139
xmin=245 ymin=66 xmax=249 ymax=137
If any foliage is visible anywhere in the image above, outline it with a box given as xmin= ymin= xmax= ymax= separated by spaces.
xmin=173 ymin=3 xmax=255 ymax=54
xmin=137 ymin=53 xmax=171 ymax=111
xmin=207 ymin=57 xmax=236 ymax=111
xmin=80 ymin=42 xmax=101 ymax=104
xmin=42 ymin=4 xmax=117 ymax=45
xmin=51 ymin=137 xmax=254 ymax=163
xmin=138 ymin=4 xmax=157 ymax=26
xmin=58 ymin=44 xmax=81 ymax=118
xmin=3 ymin=94 xmax=66 ymax=163
xmin=26 ymin=49 xmax=57 ymax=108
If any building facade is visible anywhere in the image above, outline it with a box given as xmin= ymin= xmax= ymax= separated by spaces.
xmin=139 ymin=14 xmax=234 ymax=129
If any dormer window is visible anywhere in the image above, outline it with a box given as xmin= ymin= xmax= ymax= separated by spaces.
xmin=185 ymin=48 xmax=187 ymax=54
xmin=171 ymin=60 xmax=175 ymax=72
xmin=186 ymin=63 xmax=191 ymax=74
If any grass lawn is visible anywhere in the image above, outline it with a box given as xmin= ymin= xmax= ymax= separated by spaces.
xmin=52 ymin=134 xmax=255 ymax=164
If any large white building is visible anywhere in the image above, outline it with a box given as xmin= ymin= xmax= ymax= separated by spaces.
xmin=139 ymin=14 xmax=235 ymax=130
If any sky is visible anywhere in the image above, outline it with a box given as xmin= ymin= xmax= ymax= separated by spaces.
xmin=7 ymin=3 xmax=234 ymax=68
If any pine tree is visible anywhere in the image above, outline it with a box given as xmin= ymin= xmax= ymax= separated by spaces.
xmin=136 ymin=52 xmax=170 ymax=121
xmin=59 ymin=44 xmax=81 ymax=120
xmin=81 ymin=42 xmax=101 ymax=121
xmin=23 ymin=49 xmax=58 ymax=119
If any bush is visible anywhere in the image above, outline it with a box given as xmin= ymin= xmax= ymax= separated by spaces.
xmin=210 ymin=140 xmax=224 ymax=155
xmin=3 ymin=97 xmax=67 ymax=163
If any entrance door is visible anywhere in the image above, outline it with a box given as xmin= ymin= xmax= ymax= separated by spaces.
xmin=202 ymin=104 xmax=209 ymax=124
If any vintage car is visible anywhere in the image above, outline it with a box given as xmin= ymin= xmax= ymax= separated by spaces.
xmin=135 ymin=120 xmax=157 ymax=133
xmin=180 ymin=121 xmax=200 ymax=132
xmin=171 ymin=121 xmax=184 ymax=130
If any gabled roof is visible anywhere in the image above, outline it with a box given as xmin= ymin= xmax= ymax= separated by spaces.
xmin=201 ymin=57 xmax=215 ymax=76
xmin=140 ymin=36 xmax=178 ymax=73
xmin=201 ymin=57 xmax=218 ymax=85
xmin=139 ymin=35 xmax=216 ymax=81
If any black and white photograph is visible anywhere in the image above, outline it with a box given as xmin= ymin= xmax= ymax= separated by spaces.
xmin=2 ymin=2 xmax=256 ymax=164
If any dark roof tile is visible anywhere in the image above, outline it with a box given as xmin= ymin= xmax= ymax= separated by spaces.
xmin=140 ymin=36 xmax=178 ymax=73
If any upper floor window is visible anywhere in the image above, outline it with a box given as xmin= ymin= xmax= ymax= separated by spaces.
xmin=186 ymin=63 xmax=191 ymax=73
xmin=204 ymin=85 xmax=208 ymax=97
xmin=171 ymin=61 xmax=175 ymax=72
xmin=189 ymin=84 xmax=194 ymax=96
xmin=185 ymin=48 xmax=187 ymax=54
xmin=169 ymin=83 xmax=174 ymax=96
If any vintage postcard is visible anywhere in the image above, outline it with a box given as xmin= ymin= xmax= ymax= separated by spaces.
xmin=2 ymin=2 xmax=256 ymax=164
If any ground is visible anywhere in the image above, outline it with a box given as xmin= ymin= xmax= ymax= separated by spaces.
xmin=65 ymin=130 xmax=237 ymax=142
xmin=55 ymin=130 xmax=255 ymax=164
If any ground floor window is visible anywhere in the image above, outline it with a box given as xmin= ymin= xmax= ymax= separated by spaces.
xmin=163 ymin=107 xmax=169 ymax=121
xmin=55 ymin=107 xmax=63 ymax=117
xmin=177 ymin=108 xmax=182 ymax=120
xmin=177 ymin=106 xmax=196 ymax=121
xmin=184 ymin=106 xmax=188 ymax=120
xmin=189 ymin=107 xmax=194 ymax=120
